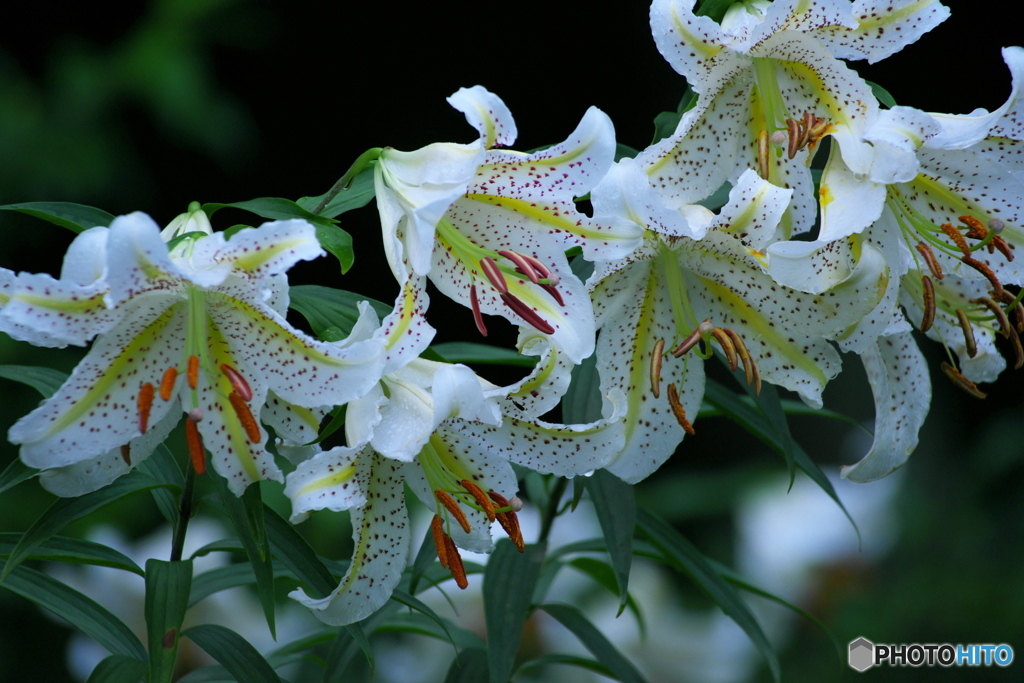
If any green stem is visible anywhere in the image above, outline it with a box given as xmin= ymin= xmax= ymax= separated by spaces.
xmin=538 ymin=477 xmax=568 ymax=544
xmin=312 ymin=147 xmax=383 ymax=215
xmin=170 ymin=463 xmax=197 ymax=562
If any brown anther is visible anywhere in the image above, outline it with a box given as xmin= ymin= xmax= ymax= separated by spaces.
xmin=955 ymin=309 xmax=977 ymax=358
xmin=757 ymin=130 xmax=771 ymax=180
xmin=959 ymin=215 xmax=988 ymax=241
xmin=650 ymin=339 xmax=666 ymax=399
xmin=667 ymin=383 xmax=696 ymax=436
xmin=520 ymin=254 xmax=558 ymax=286
xmin=915 ymin=242 xmax=944 ymax=280
xmin=671 ymin=319 xmax=714 ymax=357
xmin=961 ymin=256 xmax=1005 ymax=298
xmin=993 ymin=235 xmax=1015 ymax=262
xmin=228 ymin=391 xmax=261 ymax=443
xmin=972 ymin=297 xmax=1012 ymax=337
xmin=435 ymin=490 xmax=471 ymax=534
xmin=500 ymin=292 xmax=555 ymax=335
xmin=431 ymin=514 xmax=449 ymax=569
xmin=939 ymin=223 xmax=972 ymax=257
xmin=479 ymin=257 xmax=508 ymax=294
xmin=920 ymin=275 xmax=936 ymax=333
xmin=487 ymin=490 xmax=524 ymax=552
xmin=1009 ymin=326 xmax=1024 ymax=370
xmin=460 ymin=479 xmax=496 ymax=523
xmin=1015 ymin=302 xmax=1024 ymax=333
xmin=786 ymin=118 xmax=801 ymax=159
xmin=137 ymin=382 xmax=155 ymax=434
xmin=541 ymin=282 xmax=565 ymax=307
xmin=940 ymin=361 xmax=987 ymax=399
xmin=497 ymin=249 xmax=540 ymax=284
xmin=159 ymin=367 xmax=178 ymax=401
xmin=806 ymin=116 xmax=830 ymax=149
xmin=120 ymin=444 xmax=131 ymax=465
xmin=185 ymin=418 xmax=206 ymax=475
xmin=723 ymin=328 xmax=756 ymax=388
xmin=712 ymin=327 xmax=739 ymax=371
xmin=187 ymin=355 xmax=200 ymax=390
xmin=470 ymin=283 xmax=488 ymax=337
xmin=443 ymin=534 xmax=469 ymax=589
xmin=220 ymin=364 xmax=252 ymax=402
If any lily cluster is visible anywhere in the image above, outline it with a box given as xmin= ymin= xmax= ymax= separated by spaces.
xmin=2 ymin=0 xmax=1021 ymax=626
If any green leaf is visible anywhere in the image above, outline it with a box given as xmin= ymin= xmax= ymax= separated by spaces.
xmin=183 ymin=624 xmax=282 ymax=683
xmin=695 ymin=0 xmax=734 ymax=22
xmin=483 ymin=540 xmax=546 ymax=683
xmin=408 ymin=524 xmax=441 ymax=595
xmin=652 ymin=110 xmax=682 ymax=145
xmin=585 ymin=470 xmax=635 ymax=615
xmin=315 ymin=222 xmax=356 ymax=274
xmin=289 ymin=285 xmax=393 ymax=339
xmin=445 ymin=648 xmax=490 ymax=683
xmin=0 ymin=202 xmax=115 ymax=234
xmin=263 ymin=503 xmax=337 ymax=599
xmin=145 ymin=559 xmax=193 ymax=683
xmin=188 ymin=562 xmax=294 ymax=608
xmin=85 ymin=654 xmax=149 ymax=683
xmin=0 ymin=458 xmax=38 ymax=495
xmin=562 ymin=352 xmax=601 ymax=423
xmin=636 ymin=510 xmax=780 ymax=683
xmin=375 ymin=612 xmax=485 ymax=651
xmin=866 ymin=80 xmax=897 ymax=108
xmin=0 ymin=364 xmax=69 ymax=397
xmin=343 ymin=623 xmax=375 ymax=680
xmin=0 ymin=471 xmax=162 ymax=583
xmin=297 ymin=166 xmax=376 ymax=219
xmin=390 ymin=588 xmax=460 ymax=650
xmin=210 ymin=477 xmax=276 ymax=638
xmin=0 ymin=533 xmax=143 ymax=575
xmin=614 ymin=144 xmax=641 ymax=161
xmin=135 ymin=444 xmax=183 ymax=526
xmin=430 ymin=342 xmax=538 ymax=368
xmin=516 ymin=654 xmax=617 ymax=678
xmin=538 ymin=603 xmax=646 ymax=683
xmin=566 ymin=557 xmax=644 ymax=637
xmin=1 ymin=559 xmax=147 ymax=660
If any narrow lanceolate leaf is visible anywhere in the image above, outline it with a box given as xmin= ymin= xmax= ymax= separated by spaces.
xmin=0 ymin=364 xmax=69 ymax=397
xmin=430 ymin=341 xmax=538 ymax=367
xmin=0 ymin=201 xmax=115 ymax=234
xmin=0 ymin=471 xmax=161 ymax=583
xmin=343 ymin=623 xmax=375 ymax=680
xmin=262 ymin=503 xmax=336 ymax=599
xmin=0 ymin=533 xmax=143 ymax=575
xmin=211 ymin=477 xmax=276 ymax=638
xmin=445 ymin=648 xmax=490 ymax=683
xmin=188 ymin=562 xmax=296 ymax=608
xmin=1 ymin=559 xmax=147 ymax=660
xmin=483 ymin=540 xmax=546 ymax=683
xmin=183 ymin=624 xmax=282 ymax=683
xmin=85 ymin=655 xmax=149 ymax=683
xmin=145 ymin=559 xmax=193 ymax=683
xmin=585 ymin=470 xmax=635 ymax=615
xmin=538 ymin=603 xmax=646 ymax=683
xmin=296 ymin=165 xmax=376 ymax=219
xmin=135 ymin=444 xmax=183 ymax=526
xmin=289 ymin=285 xmax=393 ymax=339
xmin=0 ymin=458 xmax=38 ymax=495
xmin=566 ymin=557 xmax=645 ymax=637
xmin=637 ymin=510 xmax=780 ymax=683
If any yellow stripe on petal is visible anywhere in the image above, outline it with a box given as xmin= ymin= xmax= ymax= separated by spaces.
xmin=232 ymin=235 xmax=316 ymax=272
xmin=13 ymin=290 xmax=108 ymax=315
xmin=296 ymin=463 xmax=358 ymax=496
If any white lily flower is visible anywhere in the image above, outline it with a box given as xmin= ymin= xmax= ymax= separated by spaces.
xmin=374 ymin=85 xmax=642 ymax=363
xmin=588 ymin=164 xmax=888 ymax=482
xmin=6 ymin=211 xmax=386 ymax=496
xmin=642 ymin=0 xmax=948 ymax=236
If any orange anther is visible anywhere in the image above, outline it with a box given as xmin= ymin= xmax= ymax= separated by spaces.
xmin=959 ymin=215 xmax=988 ymax=240
xmin=187 ymin=355 xmax=200 ymax=390
xmin=920 ymin=275 xmax=936 ymax=333
xmin=228 ymin=391 xmax=261 ymax=443
xmin=667 ymin=383 xmax=696 ymax=436
xmin=461 ymin=479 xmax=496 ymax=523
xmin=159 ymin=367 xmax=178 ymax=401
xmin=444 ymin=534 xmax=469 ymax=589
xmin=940 ymin=362 xmax=987 ymax=399
xmin=137 ymin=382 xmax=155 ymax=434
xmin=185 ymin=418 xmax=206 ymax=475
xmin=939 ymin=223 xmax=972 ymax=256
xmin=487 ymin=490 xmax=525 ymax=552
xmin=435 ymin=490 xmax=471 ymax=534
xmin=431 ymin=514 xmax=449 ymax=569
xmin=915 ymin=242 xmax=944 ymax=280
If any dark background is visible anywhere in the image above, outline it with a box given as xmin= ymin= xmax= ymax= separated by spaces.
xmin=2 ymin=1 xmax=1023 ymax=681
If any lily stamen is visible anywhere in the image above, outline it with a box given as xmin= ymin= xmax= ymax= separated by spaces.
xmin=650 ymin=339 xmax=666 ymax=399
xmin=941 ymin=361 xmax=988 ymax=399
xmin=159 ymin=367 xmax=178 ymax=401
xmin=757 ymin=130 xmax=771 ymax=179
xmin=479 ymin=257 xmax=508 ymax=294
xmin=487 ymin=490 xmax=525 ymax=552
xmin=434 ymin=489 xmax=472 ymax=533
xmin=470 ymin=283 xmax=488 ymax=336
xmin=120 ymin=444 xmax=131 ymax=465
xmin=723 ymin=327 xmax=758 ymax=392
xmin=185 ymin=414 xmax=206 ymax=475
xmin=220 ymin=364 xmax=253 ymax=402
xmin=497 ymin=249 xmax=540 ymax=284
xmin=671 ymin=319 xmax=714 ymax=357
xmin=920 ymin=275 xmax=936 ymax=333
xmin=444 ymin=534 xmax=469 ymax=589
xmin=712 ymin=328 xmax=739 ymax=371
xmin=228 ymin=392 xmax=261 ymax=443
xmin=137 ymin=383 xmax=155 ymax=434
xmin=972 ymin=297 xmax=1012 ymax=337
xmin=500 ymin=293 xmax=556 ymax=334
xmin=187 ymin=355 xmax=200 ymax=390
xmin=431 ymin=515 xmax=449 ymax=569
xmin=460 ymin=479 xmax=496 ymax=523
xmin=915 ymin=242 xmax=944 ymax=280
xmin=667 ymin=383 xmax=696 ymax=436
xmin=955 ymin=309 xmax=978 ymax=358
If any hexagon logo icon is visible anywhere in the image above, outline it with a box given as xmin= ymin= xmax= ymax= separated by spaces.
xmin=849 ymin=637 xmax=875 ymax=672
